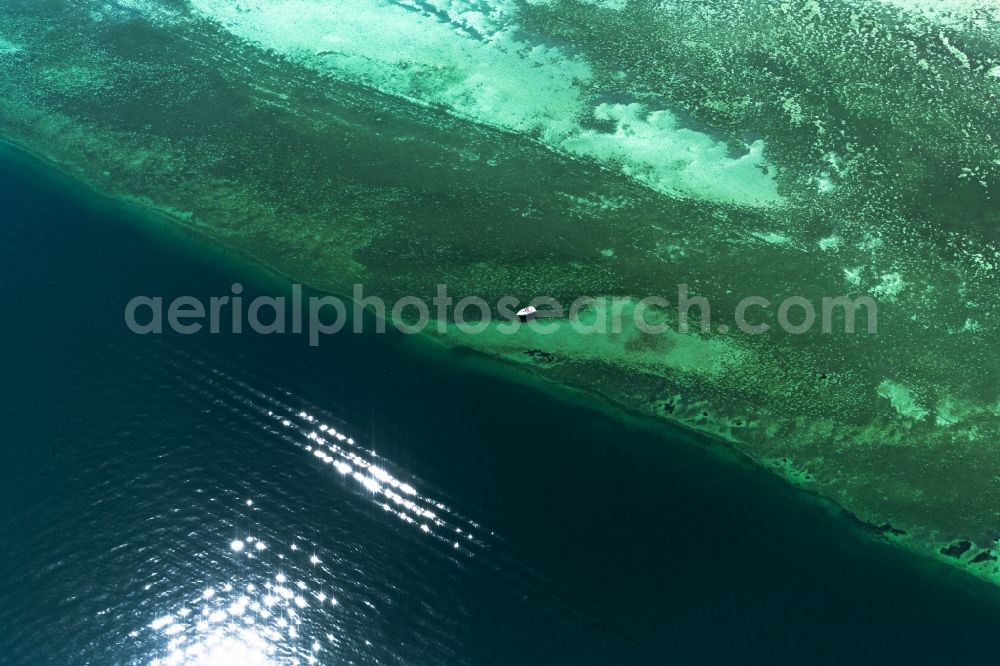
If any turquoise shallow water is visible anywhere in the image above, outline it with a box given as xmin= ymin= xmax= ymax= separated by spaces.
xmin=2 ymin=144 xmax=1000 ymax=664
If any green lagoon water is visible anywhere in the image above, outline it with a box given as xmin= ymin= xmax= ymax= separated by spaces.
xmin=2 ymin=142 xmax=1000 ymax=663
xmin=3 ymin=0 xmax=1000 ymax=565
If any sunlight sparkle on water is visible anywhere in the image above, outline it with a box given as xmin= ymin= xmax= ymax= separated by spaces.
xmin=272 ymin=407 xmax=484 ymax=550
xmin=133 ymin=379 xmax=495 ymax=664
xmin=142 ymin=526 xmax=331 ymax=666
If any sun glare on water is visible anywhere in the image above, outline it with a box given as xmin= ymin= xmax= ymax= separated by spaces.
xmin=133 ymin=393 xmax=490 ymax=665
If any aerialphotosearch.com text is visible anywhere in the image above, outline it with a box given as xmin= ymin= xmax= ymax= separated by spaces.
xmin=125 ymin=283 xmax=878 ymax=346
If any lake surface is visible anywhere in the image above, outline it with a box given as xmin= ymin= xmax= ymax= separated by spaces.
xmin=2 ymin=144 xmax=999 ymax=664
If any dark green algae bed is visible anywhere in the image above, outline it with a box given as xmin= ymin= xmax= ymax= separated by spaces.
xmin=2 ymin=0 xmax=1000 ymax=583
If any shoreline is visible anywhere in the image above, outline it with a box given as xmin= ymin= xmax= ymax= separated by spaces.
xmin=3 ymin=135 xmax=997 ymax=593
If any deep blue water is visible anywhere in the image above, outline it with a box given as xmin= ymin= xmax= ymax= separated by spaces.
xmin=2 ymin=143 xmax=1000 ymax=665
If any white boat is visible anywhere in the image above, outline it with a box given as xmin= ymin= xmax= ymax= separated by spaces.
xmin=516 ymin=305 xmax=537 ymax=323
